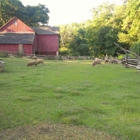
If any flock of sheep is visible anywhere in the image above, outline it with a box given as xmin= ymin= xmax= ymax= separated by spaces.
xmin=28 ymin=55 xmax=120 ymax=68
xmin=28 ymin=55 xmax=120 ymax=67
xmin=0 ymin=56 xmax=44 ymax=72
xmin=27 ymin=56 xmax=44 ymax=67
xmin=0 ymin=54 xmax=120 ymax=72
xmin=92 ymin=55 xmax=119 ymax=67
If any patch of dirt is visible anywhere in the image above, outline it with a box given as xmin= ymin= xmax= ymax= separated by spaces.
xmin=0 ymin=123 xmax=120 ymax=140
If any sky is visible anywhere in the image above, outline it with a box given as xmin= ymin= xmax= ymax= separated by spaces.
xmin=20 ymin=0 xmax=123 ymax=26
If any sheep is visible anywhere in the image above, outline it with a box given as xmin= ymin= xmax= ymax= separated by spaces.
xmin=92 ymin=58 xmax=102 ymax=67
xmin=35 ymin=59 xmax=44 ymax=66
xmin=0 ymin=60 xmax=5 ymax=72
xmin=32 ymin=55 xmax=37 ymax=60
xmin=27 ymin=60 xmax=37 ymax=67
xmin=110 ymin=57 xmax=118 ymax=64
xmin=0 ymin=60 xmax=5 ymax=66
xmin=104 ymin=58 xmax=110 ymax=63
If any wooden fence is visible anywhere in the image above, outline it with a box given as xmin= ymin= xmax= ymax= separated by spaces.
xmin=114 ymin=42 xmax=140 ymax=72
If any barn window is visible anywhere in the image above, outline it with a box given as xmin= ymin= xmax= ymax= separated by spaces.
xmin=14 ymin=21 xmax=17 ymax=25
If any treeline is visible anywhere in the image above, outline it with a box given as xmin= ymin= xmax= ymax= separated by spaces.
xmin=59 ymin=0 xmax=140 ymax=57
xmin=0 ymin=0 xmax=49 ymax=26
xmin=0 ymin=0 xmax=140 ymax=57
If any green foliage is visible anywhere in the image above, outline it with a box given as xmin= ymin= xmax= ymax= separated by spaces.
xmin=23 ymin=4 xmax=50 ymax=26
xmin=118 ymin=0 xmax=140 ymax=47
xmin=77 ymin=43 xmax=90 ymax=56
xmin=0 ymin=0 xmax=25 ymax=26
xmin=130 ymin=42 xmax=140 ymax=55
xmin=59 ymin=2 xmax=123 ymax=57
xmin=59 ymin=47 xmax=69 ymax=55
xmin=0 ymin=0 xmax=49 ymax=26
xmin=59 ymin=1 xmax=140 ymax=57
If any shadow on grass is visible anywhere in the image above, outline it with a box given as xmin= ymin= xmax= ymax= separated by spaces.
xmin=0 ymin=123 xmax=120 ymax=140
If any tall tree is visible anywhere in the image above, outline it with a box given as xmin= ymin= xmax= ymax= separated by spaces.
xmin=118 ymin=0 xmax=140 ymax=52
xmin=24 ymin=4 xmax=50 ymax=26
xmin=0 ymin=0 xmax=50 ymax=27
xmin=69 ymin=27 xmax=90 ymax=56
xmin=0 ymin=0 xmax=24 ymax=26
xmin=90 ymin=3 xmax=120 ymax=56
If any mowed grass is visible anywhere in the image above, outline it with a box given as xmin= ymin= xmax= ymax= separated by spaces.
xmin=0 ymin=57 xmax=140 ymax=140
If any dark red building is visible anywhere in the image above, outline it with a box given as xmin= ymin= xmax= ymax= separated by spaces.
xmin=0 ymin=17 xmax=60 ymax=55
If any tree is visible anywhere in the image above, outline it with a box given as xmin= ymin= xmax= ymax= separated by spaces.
xmin=89 ymin=3 xmax=120 ymax=56
xmin=70 ymin=28 xmax=90 ymax=56
xmin=23 ymin=4 xmax=50 ymax=26
xmin=0 ymin=0 xmax=24 ymax=26
xmin=0 ymin=0 xmax=50 ymax=27
xmin=118 ymin=0 xmax=140 ymax=52
xmin=59 ymin=1 xmax=140 ymax=56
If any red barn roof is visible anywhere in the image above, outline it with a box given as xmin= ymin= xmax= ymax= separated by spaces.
xmin=0 ymin=16 xmax=34 ymax=33
xmin=0 ymin=17 xmax=35 ymax=44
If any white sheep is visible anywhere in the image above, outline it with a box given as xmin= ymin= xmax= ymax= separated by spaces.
xmin=32 ymin=55 xmax=37 ymax=60
xmin=0 ymin=60 xmax=5 ymax=72
xmin=27 ymin=60 xmax=36 ymax=67
xmin=35 ymin=59 xmax=44 ymax=66
xmin=110 ymin=57 xmax=118 ymax=64
xmin=92 ymin=58 xmax=102 ymax=67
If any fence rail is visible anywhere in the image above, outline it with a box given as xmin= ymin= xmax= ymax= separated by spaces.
xmin=114 ymin=42 xmax=140 ymax=72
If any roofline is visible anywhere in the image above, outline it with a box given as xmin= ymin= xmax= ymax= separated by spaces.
xmin=35 ymin=33 xmax=59 ymax=35
xmin=0 ymin=32 xmax=35 ymax=34
xmin=0 ymin=16 xmax=17 ymax=31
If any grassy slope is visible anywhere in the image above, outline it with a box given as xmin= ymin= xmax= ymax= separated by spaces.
xmin=0 ymin=57 xmax=140 ymax=140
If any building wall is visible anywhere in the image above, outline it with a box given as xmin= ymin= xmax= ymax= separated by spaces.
xmin=37 ymin=34 xmax=59 ymax=55
xmin=0 ymin=44 xmax=32 ymax=55
xmin=23 ymin=45 xmax=33 ymax=55
xmin=0 ymin=44 xmax=18 ymax=54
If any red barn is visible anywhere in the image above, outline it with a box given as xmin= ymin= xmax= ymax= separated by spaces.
xmin=0 ymin=17 xmax=60 ymax=55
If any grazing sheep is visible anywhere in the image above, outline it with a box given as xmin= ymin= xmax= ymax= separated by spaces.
xmin=27 ymin=60 xmax=36 ymax=67
xmin=110 ymin=57 xmax=118 ymax=64
xmin=92 ymin=58 xmax=102 ymax=67
xmin=32 ymin=55 xmax=37 ymax=60
xmin=35 ymin=59 xmax=44 ymax=66
xmin=0 ymin=60 xmax=5 ymax=72
xmin=104 ymin=58 xmax=110 ymax=63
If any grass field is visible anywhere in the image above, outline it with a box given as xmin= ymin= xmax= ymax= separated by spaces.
xmin=0 ymin=57 xmax=140 ymax=140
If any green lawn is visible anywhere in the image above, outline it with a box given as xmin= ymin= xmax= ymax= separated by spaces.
xmin=0 ymin=57 xmax=140 ymax=140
